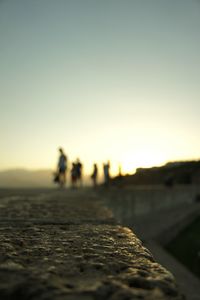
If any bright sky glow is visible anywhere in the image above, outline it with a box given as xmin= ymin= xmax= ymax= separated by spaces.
xmin=0 ymin=0 xmax=200 ymax=175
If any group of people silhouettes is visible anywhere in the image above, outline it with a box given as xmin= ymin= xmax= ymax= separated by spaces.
xmin=54 ymin=148 xmax=110 ymax=188
xmin=71 ymin=158 xmax=83 ymax=188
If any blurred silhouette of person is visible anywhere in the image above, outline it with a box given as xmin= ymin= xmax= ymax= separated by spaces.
xmin=103 ymin=161 xmax=110 ymax=187
xmin=91 ymin=163 xmax=98 ymax=187
xmin=57 ymin=148 xmax=67 ymax=187
xmin=76 ymin=158 xmax=83 ymax=187
xmin=71 ymin=162 xmax=77 ymax=188
xmin=116 ymin=164 xmax=123 ymax=187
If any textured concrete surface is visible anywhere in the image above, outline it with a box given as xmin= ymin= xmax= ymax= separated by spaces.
xmin=0 ymin=189 xmax=183 ymax=299
xmin=102 ymin=187 xmax=200 ymax=300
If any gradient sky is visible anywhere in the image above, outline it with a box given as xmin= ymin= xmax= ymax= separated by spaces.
xmin=1 ymin=0 xmax=200 ymax=175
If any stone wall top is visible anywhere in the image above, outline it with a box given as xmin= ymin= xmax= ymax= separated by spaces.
xmin=0 ymin=189 xmax=184 ymax=299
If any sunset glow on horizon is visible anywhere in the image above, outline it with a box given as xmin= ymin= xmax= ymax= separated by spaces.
xmin=1 ymin=0 xmax=200 ymax=177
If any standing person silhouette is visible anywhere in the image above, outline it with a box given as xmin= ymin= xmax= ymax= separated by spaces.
xmin=71 ymin=162 xmax=77 ymax=188
xmin=91 ymin=163 xmax=98 ymax=187
xmin=103 ymin=161 xmax=110 ymax=187
xmin=58 ymin=148 xmax=67 ymax=187
xmin=76 ymin=158 xmax=83 ymax=187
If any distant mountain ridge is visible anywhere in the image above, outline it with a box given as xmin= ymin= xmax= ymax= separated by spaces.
xmin=0 ymin=169 xmax=54 ymax=188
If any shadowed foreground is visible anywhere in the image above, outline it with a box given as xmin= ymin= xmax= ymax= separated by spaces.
xmin=0 ymin=189 xmax=183 ymax=300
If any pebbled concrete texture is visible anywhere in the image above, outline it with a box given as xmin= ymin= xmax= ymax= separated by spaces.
xmin=102 ymin=186 xmax=200 ymax=300
xmin=0 ymin=189 xmax=184 ymax=300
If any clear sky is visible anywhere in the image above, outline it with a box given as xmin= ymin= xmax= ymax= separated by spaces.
xmin=0 ymin=0 xmax=200 ymax=175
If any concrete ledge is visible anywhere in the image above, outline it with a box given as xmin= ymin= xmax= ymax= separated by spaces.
xmin=0 ymin=190 xmax=183 ymax=299
xmin=104 ymin=185 xmax=200 ymax=218
xmin=101 ymin=186 xmax=200 ymax=299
